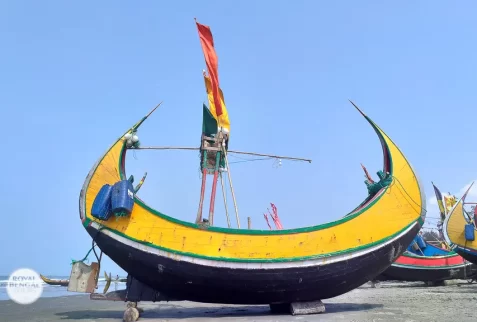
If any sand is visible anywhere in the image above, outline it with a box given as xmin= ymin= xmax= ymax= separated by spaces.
xmin=1 ymin=281 xmax=476 ymax=322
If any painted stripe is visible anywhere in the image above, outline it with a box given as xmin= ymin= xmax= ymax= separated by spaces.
xmin=395 ymin=253 xmax=466 ymax=267
xmin=90 ymin=220 xmax=418 ymax=269
xmin=391 ymin=262 xmax=472 ymax=270
xmin=80 ymin=109 xmax=425 ymax=262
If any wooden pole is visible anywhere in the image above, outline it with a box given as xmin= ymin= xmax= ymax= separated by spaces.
xmin=208 ymin=152 xmax=221 ymax=226
xmin=247 ymin=217 xmax=251 ymax=229
xmin=132 ymin=146 xmax=312 ymax=163
xmin=220 ymin=172 xmax=231 ymax=228
xmin=221 ymin=142 xmax=241 ymax=228
xmin=195 ymin=150 xmax=208 ymax=224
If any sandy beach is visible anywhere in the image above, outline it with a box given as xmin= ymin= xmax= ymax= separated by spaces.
xmin=1 ymin=281 xmax=477 ymax=322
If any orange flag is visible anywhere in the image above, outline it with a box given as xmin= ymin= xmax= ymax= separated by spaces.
xmin=195 ymin=19 xmax=223 ymax=117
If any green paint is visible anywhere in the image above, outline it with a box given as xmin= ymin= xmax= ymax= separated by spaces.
xmin=392 ymin=262 xmax=469 ymax=270
xmin=366 ymin=170 xmax=393 ymax=196
xmin=202 ymin=103 xmax=218 ymax=136
xmin=81 ymin=109 xmax=426 ymax=262
xmin=89 ymin=220 xmax=419 ymax=263
xmin=115 ymin=114 xmax=413 ymax=236
xmin=402 ymin=251 xmax=459 ymax=259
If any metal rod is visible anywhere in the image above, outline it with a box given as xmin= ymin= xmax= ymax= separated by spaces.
xmin=222 ymin=144 xmax=241 ymax=228
xmin=220 ymin=172 xmax=231 ymax=228
xmin=247 ymin=217 xmax=251 ymax=229
xmin=208 ymin=152 xmax=221 ymax=226
xmin=135 ymin=146 xmax=199 ymax=151
xmin=228 ymin=149 xmax=311 ymax=163
xmin=132 ymin=146 xmax=312 ymax=163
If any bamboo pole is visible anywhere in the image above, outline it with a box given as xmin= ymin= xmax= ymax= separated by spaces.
xmin=221 ymin=141 xmax=241 ymax=228
xmin=195 ymin=150 xmax=208 ymax=224
xmin=208 ymin=152 xmax=221 ymax=226
xmin=220 ymin=172 xmax=231 ymax=228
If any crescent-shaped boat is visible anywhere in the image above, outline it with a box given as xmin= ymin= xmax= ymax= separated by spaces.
xmin=443 ymin=183 xmax=477 ymax=265
xmin=376 ymin=235 xmax=477 ymax=283
xmin=77 ymin=102 xmax=426 ymax=307
xmin=40 ymin=274 xmax=69 ymax=287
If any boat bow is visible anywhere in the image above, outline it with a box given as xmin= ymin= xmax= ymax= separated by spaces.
xmin=443 ymin=183 xmax=477 ymax=262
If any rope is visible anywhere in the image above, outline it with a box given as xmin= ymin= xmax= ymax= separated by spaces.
xmin=391 ymin=176 xmax=427 ymax=214
xmin=70 ymin=246 xmax=95 ymax=265
xmin=70 ymin=226 xmax=105 ymax=265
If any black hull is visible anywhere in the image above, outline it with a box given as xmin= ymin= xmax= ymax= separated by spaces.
xmin=87 ymin=224 xmax=420 ymax=304
xmin=376 ymin=262 xmax=477 ymax=282
xmin=455 ymin=248 xmax=477 ymax=266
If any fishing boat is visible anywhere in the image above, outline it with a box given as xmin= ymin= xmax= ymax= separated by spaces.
xmin=375 ymin=234 xmax=477 ymax=284
xmin=443 ymin=182 xmax=477 ymax=265
xmin=266 ymin=195 xmax=476 ymax=285
xmin=40 ymin=274 xmax=69 ymax=287
xmin=368 ymin=180 xmax=477 ymax=284
xmin=68 ymin=20 xmax=426 ymax=319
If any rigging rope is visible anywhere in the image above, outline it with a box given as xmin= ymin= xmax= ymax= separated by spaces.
xmin=70 ymin=245 xmax=95 ymax=265
xmin=391 ymin=176 xmax=427 ymax=214
xmin=70 ymin=226 xmax=105 ymax=265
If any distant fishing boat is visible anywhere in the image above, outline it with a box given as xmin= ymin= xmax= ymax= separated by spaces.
xmin=443 ymin=182 xmax=477 ymax=265
xmin=375 ymin=235 xmax=477 ymax=284
xmin=68 ymin=19 xmax=426 ymax=319
xmin=40 ymin=274 xmax=69 ymax=287
xmin=364 ymin=178 xmax=477 ymax=284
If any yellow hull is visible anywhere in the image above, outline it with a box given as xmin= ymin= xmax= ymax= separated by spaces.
xmin=40 ymin=274 xmax=69 ymax=286
xmin=443 ymin=185 xmax=477 ymax=261
xmin=79 ymin=104 xmax=425 ymax=263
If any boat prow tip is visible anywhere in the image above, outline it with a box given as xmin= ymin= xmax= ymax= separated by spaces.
xmin=348 ymin=100 xmax=366 ymax=116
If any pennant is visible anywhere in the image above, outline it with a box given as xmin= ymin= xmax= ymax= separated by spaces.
xmin=444 ymin=195 xmax=457 ymax=213
xmin=263 ymin=213 xmax=272 ymax=230
xmin=203 ymin=72 xmax=230 ymax=132
xmin=361 ymin=163 xmax=374 ymax=183
xmin=269 ymin=203 xmax=283 ymax=230
xmin=195 ymin=19 xmax=224 ymax=117
xmin=432 ymin=182 xmax=446 ymax=220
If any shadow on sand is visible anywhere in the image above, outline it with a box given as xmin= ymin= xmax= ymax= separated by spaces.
xmin=56 ymin=302 xmax=383 ymax=320
xmin=56 ymin=310 xmax=124 ymax=320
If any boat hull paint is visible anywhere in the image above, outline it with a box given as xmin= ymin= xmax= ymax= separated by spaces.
xmin=86 ymin=223 xmax=420 ymax=304
xmin=454 ymin=247 xmax=477 ymax=266
xmin=377 ymin=261 xmax=477 ymax=282
xmin=443 ymin=192 xmax=477 ymax=264
xmin=40 ymin=274 xmax=69 ymax=287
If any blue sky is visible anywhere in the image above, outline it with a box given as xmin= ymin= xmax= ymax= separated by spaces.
xmin=1 ymin=1 xmax=477 ymax=276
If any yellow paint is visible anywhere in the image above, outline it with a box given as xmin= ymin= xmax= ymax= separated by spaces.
xmin=203 ymin=75 xmax=230 ymax=132
xmin=445 ymin=200 xmax=472 ymax=248
xmin=83 ymin=118 xmax=423 ymax=260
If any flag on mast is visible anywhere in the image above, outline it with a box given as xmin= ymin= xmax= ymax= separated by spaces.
xmin=432 ymin=182 xmax=446 ymax=221
xmin=195 ymin=19 xmax=230 ymax=133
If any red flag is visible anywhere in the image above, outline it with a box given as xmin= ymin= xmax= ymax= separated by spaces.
xmin=195 ymin=19 xmax=223 ymax=117
xmin=360 ymin=163 xmax=374 ymax=183
xmin=269 ymin=203 xmax=283 ymax=230
xmin=263 ymin=213 xmax=272 ymax=230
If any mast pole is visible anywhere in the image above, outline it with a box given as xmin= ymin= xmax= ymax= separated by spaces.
xmin=221 ymin=140 xmax=241 ymax=228
xmin=220 ymin=172 xmax=231 ymax=228
xmin=195 ymin=149 xmax=208 ymax=224
xmin=208 ymin=151 xmax=221 ymax=225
